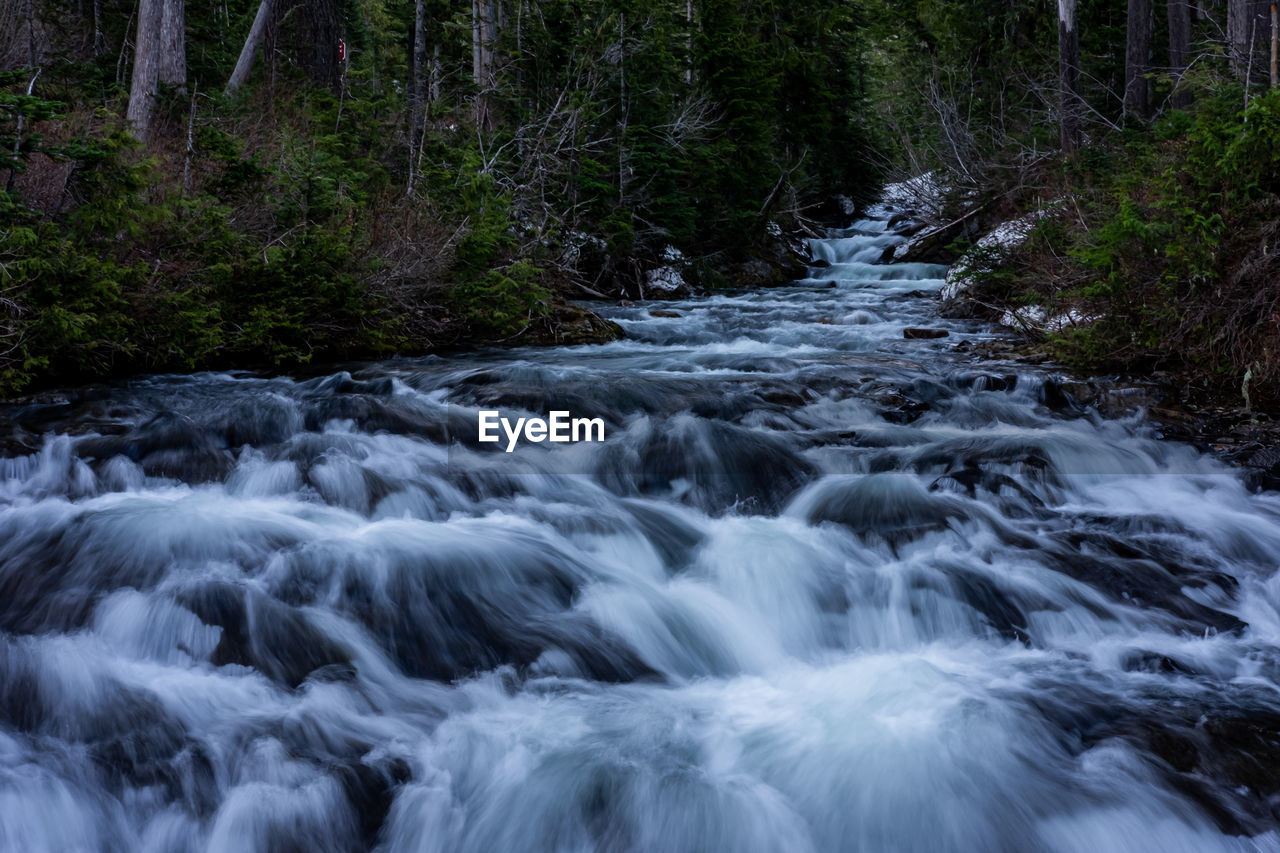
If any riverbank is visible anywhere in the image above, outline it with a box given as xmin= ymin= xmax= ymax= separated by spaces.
xmin=0 ymin=211 xmax=826 ymax=402
xmin=875 ymin=97 xmax=1280 ymax=491
xmin=967 ymin=334 xmax=1280 ymax=491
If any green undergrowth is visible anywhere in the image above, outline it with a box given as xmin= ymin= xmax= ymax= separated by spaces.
xmin=959 ymin=85 xmax=1280 ymax=407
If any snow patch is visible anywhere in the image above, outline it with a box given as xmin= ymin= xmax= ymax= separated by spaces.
xmin=941 ymin=207 xmax=1058 ymax=301
xmin=562 ymin=230 xmax=607 ymax=266
xmin=867 ymin=172 xmax=946 ymax=220
xmin=646 ymin=245 xmax=688 ymax=292
xmin=646 ymin=266 xmax=686 ymax=292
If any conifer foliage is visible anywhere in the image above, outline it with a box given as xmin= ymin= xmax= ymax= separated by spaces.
xmin=0 ymin=0 xmax=876 ymax=394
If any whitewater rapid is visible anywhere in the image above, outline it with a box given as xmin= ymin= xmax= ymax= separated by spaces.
xmin=3 ymin=205 xmax=1280 ymax=851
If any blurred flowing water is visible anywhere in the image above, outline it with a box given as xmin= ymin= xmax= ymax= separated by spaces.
xmin=4 ymin=204 xmax=1280 ymax=852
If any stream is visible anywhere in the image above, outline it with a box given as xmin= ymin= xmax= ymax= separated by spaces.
xmin=3 ymin=201 xmax=1280 ymax=851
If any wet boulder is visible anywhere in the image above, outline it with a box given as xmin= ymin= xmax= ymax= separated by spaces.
xmin=77 ymin=411 xmax=233 ymax=482
xmin=1037 ymin=530 xmax=1245 ymax=636
xmin=176 ymin=582 xmax=353 ymax=689
xmin=269 ymin=522 xmax=656 ymax=684
xmin=1244 ymin=445 xmax=1280 ymax=493
xmin=0 ymin=639 xmax=217 ymax=815
xmin=1084 ymin=700 xmax=1280 ymax=836
xmin=218 ymin=394 xmax=303 ymax=448
xmin=620 ymin=498 xmax=707 ymax=573
xmin=595 ymin=415 xmax=818 ymax=516
xmin=333 ymin=757 xmax=413 ymax=847
xmin=798 ymin=473 xmax=968 ymax=546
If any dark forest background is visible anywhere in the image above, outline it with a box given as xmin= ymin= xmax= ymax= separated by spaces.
xmin=3 ymin=1 xmax=1280 ymax=402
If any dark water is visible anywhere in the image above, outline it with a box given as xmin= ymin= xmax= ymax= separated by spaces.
xmin=3 ymin=206 xmax=1280 ymax=851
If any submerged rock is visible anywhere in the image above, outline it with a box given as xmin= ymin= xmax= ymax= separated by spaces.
xmin=595 ymin=415 xmax=818 ymax=515
xmin=903 ymin=327 xmax=950 ymax=339
xmin=798 ymin=474 xmax=968 ymax=546
xmin=519 ymin=304 xmax=625 ymax=346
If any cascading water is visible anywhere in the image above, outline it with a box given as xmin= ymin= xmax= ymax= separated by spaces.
xmin=3 ymin=197 xmax=1280 ymax=852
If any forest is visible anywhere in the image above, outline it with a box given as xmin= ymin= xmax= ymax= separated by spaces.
xmin=2 ymin=0 xmax=1280 ymax=402
xmin=0 ymin=0 xmax=876 ymax=393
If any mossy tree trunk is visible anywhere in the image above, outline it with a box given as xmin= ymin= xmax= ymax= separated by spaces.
xmin=126 ymin=0 xmax=162 ymax=140
xmin=472 ymin=0 xmax=500 ymax=129
xmin=1228 ymin=0 xmax=1253 ymax=78
xmin=1168 ymin=0 xmax=1192 ymax=106
xmin=1125 ymin=0 xmax=1152 ymax=119
xmin=1058 ymin=0 xmax=1082 ymax=152
xmin=158 ymin=0 xmax=185 ymax=91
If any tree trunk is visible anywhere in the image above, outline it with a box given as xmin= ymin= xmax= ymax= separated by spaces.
xmin=1058 ymin=0 xmax=1082 ymax=152
xmin=411 ymin=0 xmax=427 ymax=133
xmin=226 ymin=0 xmax=274 ymax=95
xmin=618 ymin=12 xmax=628 ymax=205
xmin=24 ymin=0 xmax=36 ymax=66
xmin=1167 ymin=0 xmax=1192 ymax=106
xmin=1272 ymin=1 xmax=1278 ymax=86
xmin=1229 ymin=0 xmax=1252 ymax=77
xmin=302 ymin=0 xmax=340 ymax=90
xmin=126 ymin=0 xmax=163 ymax=140
xmin=472 ymin=0 xmax=498 ymax=129
xmin=471 ymin=0 xmax=484 ymax=86
xmin=430 ymin=43 xmax=440 ymax=102
xmin=408 ymin=0 xmax=427 ymax=190
xmin=6 ymin=68 xmax=41 ymax=194
xmin=1125 ymin=0 xmax=1152 ymax=119
xmin=92 ymin=0 xmax=106 ymax=56
xmin=158 ymin=0 xmax=185 ymax=90
xmin=686 ymin=0 xmax=694 ymax=85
